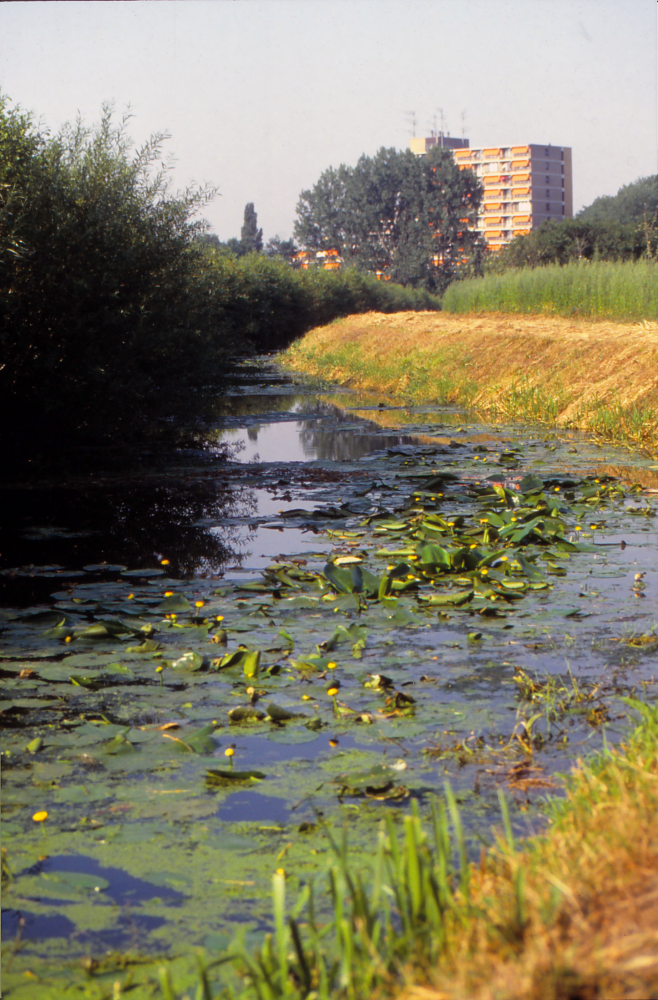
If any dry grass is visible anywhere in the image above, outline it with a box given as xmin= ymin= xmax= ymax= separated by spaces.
xmin=282 ymin=312 xmax=658 ymax=451
xmin=397 ymin=718 xmax=658 ymax=1000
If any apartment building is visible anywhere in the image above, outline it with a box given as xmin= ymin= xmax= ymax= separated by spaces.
xmin=410 ymin=136 xmax=573 ymax=250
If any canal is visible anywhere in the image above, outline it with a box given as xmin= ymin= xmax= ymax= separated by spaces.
xmin=3 ymin=358 xmax=658 ymax=993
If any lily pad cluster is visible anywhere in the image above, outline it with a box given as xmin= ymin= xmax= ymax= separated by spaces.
xmin=0 ymin=431 xmax=652 ymax=997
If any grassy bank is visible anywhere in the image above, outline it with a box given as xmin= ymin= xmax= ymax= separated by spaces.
xmin=157 ymin=700 xmax=658 ymax=1000
xmin=281 ymin=311 xmax=658 ymax=452
xmin=442 ymin=260 xmax=658 ymax=322
xmin=251 ymin=702 xmax=658 ymax=1000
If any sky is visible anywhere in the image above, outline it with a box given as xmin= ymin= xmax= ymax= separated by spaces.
xmin=1 ymin=0 xmax=656 ymax=241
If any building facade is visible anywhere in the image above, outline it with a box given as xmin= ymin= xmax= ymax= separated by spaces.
xmin=410 ymin=137 xmax=573 ymax=250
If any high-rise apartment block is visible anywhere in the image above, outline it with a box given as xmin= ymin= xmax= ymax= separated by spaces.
xmin=410 ymin=136 xmax=573 ymax=250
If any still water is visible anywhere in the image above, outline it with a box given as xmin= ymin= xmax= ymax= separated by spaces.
xmin=3 ymin=359 xmax=658 ymax=991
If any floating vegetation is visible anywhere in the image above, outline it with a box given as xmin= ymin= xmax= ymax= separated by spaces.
xmin=3 ymin=367 xmax=658 ymax=996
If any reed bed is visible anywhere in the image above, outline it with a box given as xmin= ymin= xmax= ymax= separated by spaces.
xmin=441 ymin=259 xmax=658 ymax=323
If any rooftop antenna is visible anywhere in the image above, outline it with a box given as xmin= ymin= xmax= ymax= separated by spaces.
xmin=461 ymin=110 xmax=467 ymax=139
xmin=404 ymin=110 xmax=418 ymax=137
xmin=429 ymin=112 xmax=439 ymax=138
xmin=435 ymin=107 xmax=447 ymax=146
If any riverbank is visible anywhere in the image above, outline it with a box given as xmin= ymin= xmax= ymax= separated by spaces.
xmin=395 ymin=701 xmax=658 ymax=1000
xmin=281 ymin=311 xmax=658 ymax=453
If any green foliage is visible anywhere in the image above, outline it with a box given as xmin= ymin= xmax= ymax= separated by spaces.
xmin=264 ymin=234 xmax=299 ymax=263
xmin=294 ymin=146 xmax=485 ymax=292
xmin=484 ymin=218 xmax=649 ymax=272
xmin=202 ymin=250 xmax=440 ymax=352
xmin=241 ymin=201 xmax=263 ymax=254
xmin=482 ymin=178 xmax=658 ymax=275
xmin=441 ymin=259 xmax=658 ymax=322
xmin=0 ymin=95 xmax=438 ymax=468
xmin=577 ymin=174 xmax=658 ymax=226
xmin=0 ymin=96 xmax=233 ymax=461
xmin=483 ymin=217 xmax=651 ymax=273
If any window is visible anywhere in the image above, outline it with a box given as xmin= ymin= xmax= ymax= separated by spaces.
xmin=546 ymin=203 xmax=550 ymax=212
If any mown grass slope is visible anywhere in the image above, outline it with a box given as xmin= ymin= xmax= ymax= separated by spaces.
xmin=281 ymin=311 xmax=658 ymax=452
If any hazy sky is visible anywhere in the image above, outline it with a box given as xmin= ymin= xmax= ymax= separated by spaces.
xmin=2 ymin=0 xmax=656 ymax=241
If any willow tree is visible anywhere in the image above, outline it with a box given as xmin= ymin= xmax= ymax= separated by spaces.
xmin=0 ymin=96 xmax=228 ymax=458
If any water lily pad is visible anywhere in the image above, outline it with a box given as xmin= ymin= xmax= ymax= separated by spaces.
xmin=171 ymin=651 xmax=207 ymax=671
xmin=83 ymin=564 xmax=127 ymax=573
xmin=266 ymin=727 xmax=319 ymax=744
xmin=205 ymin=768 xmax=266 ymax=785
xmin=121 ymin=568 xmax=166 ymax=578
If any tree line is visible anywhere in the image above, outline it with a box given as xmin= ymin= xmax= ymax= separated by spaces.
xmin=0 ymin=95 xmax=439 ymax=470
xmin=3 ymin=89 xmax=654 ymax=469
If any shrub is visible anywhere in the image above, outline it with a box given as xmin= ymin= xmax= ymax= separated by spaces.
xmin=0 ymin=97 xmax=236 ymax=460
xmin=0 ymin=94 xmax=440 ymax=468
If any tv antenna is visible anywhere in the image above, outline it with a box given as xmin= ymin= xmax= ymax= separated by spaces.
xmin=433 ymin=107 xmax=447 ymax=145
xmin=461 ymin=110 xmax=467 ymax=139
xmin=404 ymin=110 xmax=418 ymax=137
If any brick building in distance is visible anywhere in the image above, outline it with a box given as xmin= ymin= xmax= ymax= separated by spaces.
xmin=410 ymin=134 xmax=573 ymax=251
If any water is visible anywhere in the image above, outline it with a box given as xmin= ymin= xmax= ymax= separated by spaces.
xmin=3 ymin=358 xmax=658 ymax=991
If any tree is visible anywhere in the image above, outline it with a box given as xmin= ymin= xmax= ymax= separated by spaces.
xmin=577 ymin=175 xmax=658 ymax=226
xmin=0 ymin=95 xmax=232 ymax=460
xmin=484 ymin=218 xmax=648 ymax=273
xmin=294 ymin=146 xmax=484 ymax=292
xmin=264 ymin=234 xmax=298 ymax=263
xmin=240 ymin=202 xmax=263 ymax=253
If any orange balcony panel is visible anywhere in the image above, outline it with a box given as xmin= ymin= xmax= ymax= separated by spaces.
xmin=485 ymin=230 xmax=503 ymax=239
xmin=484 ymin=147 xmax=501 ymax=157
xmin=454 ymin=149 xmax=472 ymax=159
xmin=512 ymin=186 xmax=531 ymax=196
xmin=483 ymin=191 xmax=503 ymax=200
xmin=485 ymin=217 xmax=502 ymax=225
xmin=511 ymin=145 xmax=530 ymax=155
xmin=484 ymin=203 xmax=502 ymax=211
xmin=513 ymin=215 xmax=532 ymax=223
xmin=483 ymin=176 xmax=502 ymax=185
xmin=512 ymin=172 xmax=530 ymax=182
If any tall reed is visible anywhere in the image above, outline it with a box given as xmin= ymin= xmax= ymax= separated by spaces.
xmin=442 ymin=259 xmax=658 ymax=322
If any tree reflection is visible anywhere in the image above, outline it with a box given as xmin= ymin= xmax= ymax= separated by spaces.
xmin=0 ymin=476 xmax=259 ymax=601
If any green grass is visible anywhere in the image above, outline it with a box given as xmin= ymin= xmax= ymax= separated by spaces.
xmin=150 ymin=697 xmax=658 ymax=999
xmin=442 ymin=259 xmax=658 ymax=322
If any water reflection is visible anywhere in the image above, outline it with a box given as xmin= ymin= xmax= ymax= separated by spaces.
xmin=0 ymin=479 xmax=259 ymax=601
xmin=211 ymin=400 xmax=434 ymax=464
